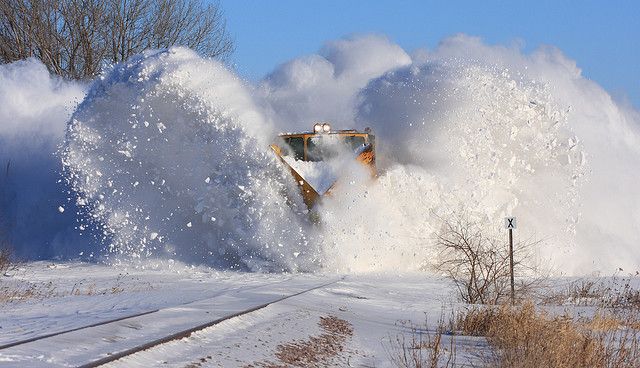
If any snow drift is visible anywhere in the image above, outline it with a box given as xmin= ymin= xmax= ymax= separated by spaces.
xmin=3 ymin=34 xmax=639 ymax=275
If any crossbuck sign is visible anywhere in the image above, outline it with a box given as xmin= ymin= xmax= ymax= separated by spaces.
xmin=504 ymin=216 xmax=517 ymax=304
xmin=504 ymin=217 xmax=517 ymax=230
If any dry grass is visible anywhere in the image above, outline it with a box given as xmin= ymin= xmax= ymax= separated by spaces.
xmin=587 ymin=311 xmax=640 ymax=331
xmin=386 ymin=315 xmax=456 ymax=368
xmin=0 ymin=281 xmax=62 ymax=303
xmin=0 ymin=273 xmax=146 ymax=304
xmin=454 ymin=303 xmax=640 ymax=368
xmin=247 ymin=315 xmax=354 ymax=368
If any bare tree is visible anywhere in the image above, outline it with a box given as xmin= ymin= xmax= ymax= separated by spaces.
xmin=61 ymin=0 xmax=108 ymax=78
xmin=434 ymin=213 xmax=542 ymax=304
xmin=145 ymin=0 xmax=233 ymax=61
xmin=0 ymin=0 xmax=233 ymax=79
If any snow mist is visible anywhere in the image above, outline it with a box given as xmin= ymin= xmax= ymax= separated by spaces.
xmin=0 ymin=59 xmax=91 ymax=260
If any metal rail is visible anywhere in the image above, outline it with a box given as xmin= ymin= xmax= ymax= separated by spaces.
xmin=0 ymin=277 xmax=294 ymax=352
xmin=79 ymin=278 xmax=340 ymax=368
xmin=0 ymin=309 xmax=160 ymax=350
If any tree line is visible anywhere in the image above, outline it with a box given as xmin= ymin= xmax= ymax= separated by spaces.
xmin=0 ymin=0 xmax=234 ymax=79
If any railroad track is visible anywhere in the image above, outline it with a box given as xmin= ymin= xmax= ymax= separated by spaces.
xmin=0 ymin=276 xmax=296 ymax=351
xmin=0 ymin=277 xmax=341 ymax=367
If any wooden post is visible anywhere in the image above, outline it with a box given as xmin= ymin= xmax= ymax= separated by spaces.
xmin=509 ymin=227 xmax=514 ymax=305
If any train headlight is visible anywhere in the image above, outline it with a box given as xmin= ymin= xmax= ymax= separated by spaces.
xmin=322 ymin=123 xmax=331 ymax=132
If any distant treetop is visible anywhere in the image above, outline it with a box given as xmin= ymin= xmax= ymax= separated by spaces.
xmin=0 ymin=0 xmax=234 ymax=79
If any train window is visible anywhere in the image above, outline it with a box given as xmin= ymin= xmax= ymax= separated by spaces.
xmin=284 ymin=137 xmax=304 ymax=161
xmin=307 ymin=135 xmax=367 ymax=161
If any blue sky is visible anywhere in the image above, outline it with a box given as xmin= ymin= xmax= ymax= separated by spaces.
xmin=221 ymin=1 xmax=639 ymax=108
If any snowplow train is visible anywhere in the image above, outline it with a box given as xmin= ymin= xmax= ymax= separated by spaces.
xmin=270 ymin=123 xmax=376 ymax=209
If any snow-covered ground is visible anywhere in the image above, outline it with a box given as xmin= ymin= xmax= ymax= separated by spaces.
xmin=0 ymin=262 xmax=487 ymax=367
xmin=2 ymin=262 xmax=640 ymax=367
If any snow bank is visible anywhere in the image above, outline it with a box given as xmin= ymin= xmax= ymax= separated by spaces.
xmin=0 ymin=59 xmax=90 ymax=260
xmin=62 ymin=48 xmax=314 ymax=271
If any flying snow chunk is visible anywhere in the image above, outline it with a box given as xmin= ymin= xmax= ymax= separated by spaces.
xmin=58 ymin=206 xmax=65 ymax=213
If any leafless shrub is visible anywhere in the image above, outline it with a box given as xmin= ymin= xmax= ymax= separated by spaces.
xmin=606 ymin=281 xmax=640 ymax=310
xmin=0 ymin=0 xmax=234 ymax=79
xmin=541 ymin=277 xmax=640 ymax=310
xmin=434 ymin=213 xmax=543 ymax=304
xmin=386 ymin=315 xmax=456 ymax=368
xmin=0 ymin=161 xmax=15 ymax=276
xmin=0 ymin=242 xmax=13 ymax=275
xmin=0 ymin=229 xmax=16 ymax=276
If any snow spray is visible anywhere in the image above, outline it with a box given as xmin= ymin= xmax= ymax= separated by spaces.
xmin=57 ymin=36 xmax=640 ymax=275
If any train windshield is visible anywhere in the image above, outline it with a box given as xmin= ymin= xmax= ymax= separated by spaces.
xmin=306 ymin=135 xmax=366 ymax=162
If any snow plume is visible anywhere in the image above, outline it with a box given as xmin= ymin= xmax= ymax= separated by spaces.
xmin=320 ymin=61 xmax=587 ymax=273
xmin=0 ymin=59 xmax=89 ymax=260
xmin=58 ymin=35 xmax=639 ymax=274
xmin=258 ymin=35 xmax=411 ymax=132
xmin=62 ymin=48 xmax=315 ymax=271
xmin=261 ymin=34 xmax=640 ymax=275
xmin=354 ymin=36 xmax=640 ymax=275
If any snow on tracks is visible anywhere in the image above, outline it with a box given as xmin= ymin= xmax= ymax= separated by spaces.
xmin=0 ymin=278 xmax=341 ymax=367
